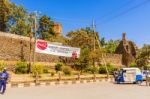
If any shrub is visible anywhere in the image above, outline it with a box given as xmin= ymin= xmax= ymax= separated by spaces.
xmin=99 ymin=63 xmax=116 ymax=74
xmin=129 ymin=62 xmax=137 ymax=67
xmin=15 ymin=61 xmax=28 ymax=74
xmin=107 ymin=64 xmax=115 ymax=74
xmin=32 ymin=63 xmax=43 ymax=76
xmin=0 ymin=61 xmax=6 ymax=72
xmin=147 ymin=64 xmax=150 ymax=70
xmin=51 ymin=71 xmax=55 ymax=77
xmin=43 ymin=68 xmax=49 ymax=74
xmin=55 ymin=63 xmax=63 ymax=73
xmin=62 ymin=66 xmax=72 ymax=75
xmin=99 ymin=66 xmax=107 ymax=74
xmin=84 ymin=66 xmax=98 ymax=74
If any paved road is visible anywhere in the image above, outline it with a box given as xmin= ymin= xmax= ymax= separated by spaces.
xmin=0 ymin=82 xmax=150 ymax=99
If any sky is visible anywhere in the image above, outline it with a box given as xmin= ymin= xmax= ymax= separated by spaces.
xmin=10 ymin=0 xmax=150 ymax=47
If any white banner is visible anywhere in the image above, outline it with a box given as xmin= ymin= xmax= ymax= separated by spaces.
xmin=35 ymin=40 xmax=80 ymax=58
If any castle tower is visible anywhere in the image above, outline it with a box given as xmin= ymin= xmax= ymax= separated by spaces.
xmin=115 ymin=33 xmax=137 ymax=66
xmin=53 ymin=23 xmax=62 ymax=37
xmin=122 ymin=32 xmax=127 ymax=45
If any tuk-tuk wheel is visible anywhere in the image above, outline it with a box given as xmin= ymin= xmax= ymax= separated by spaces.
xmin=136 ymin=81 xmax=142 ymax=84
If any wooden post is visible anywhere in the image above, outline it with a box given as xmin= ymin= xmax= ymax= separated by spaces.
xmin=77 ymin=72 xmax=80 ymax=80
xmin=58 ymin=72 xmax=61 ymax=81
xmin=93 ymin=72 xmax=96 ymax=81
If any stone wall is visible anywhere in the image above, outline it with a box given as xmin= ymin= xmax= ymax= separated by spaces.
xmin=103 ymin=53 xmax=122 ymax=66
xmin=0 ymin=32 xmax=123 ymax=67
xmin=0 ymin=31 xmax=59 ymax=62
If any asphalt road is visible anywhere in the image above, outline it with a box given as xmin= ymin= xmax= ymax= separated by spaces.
xmin=0 ymin=82 xmax=150 ymax=99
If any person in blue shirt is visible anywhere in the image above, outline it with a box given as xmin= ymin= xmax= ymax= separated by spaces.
xmin=0 ymin=68 xmax=9 ymax=94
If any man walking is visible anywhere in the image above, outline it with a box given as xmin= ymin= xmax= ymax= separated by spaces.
xmin=0 ymin=68 xmax=9 ymax=94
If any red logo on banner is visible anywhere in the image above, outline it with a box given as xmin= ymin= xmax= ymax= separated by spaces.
xmin=72 ymin=51 xmax=77 ymax=59
xmin=37 ymin=41 xmax=48 ymax=50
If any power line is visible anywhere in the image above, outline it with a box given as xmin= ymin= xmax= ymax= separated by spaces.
xmin=51 ymin=16 xmax=91 ymax=23
xmin=96 ymin=0 xmax=135 ymax=20
xmin=97 ymin=0 xmax=150 ymax=26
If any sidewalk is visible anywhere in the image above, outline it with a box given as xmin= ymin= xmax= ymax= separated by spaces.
xmin=7 ymin=74 xmax=114 ymax=88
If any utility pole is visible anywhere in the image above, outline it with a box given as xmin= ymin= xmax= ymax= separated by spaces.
xmin=33 ymin=12 xmax=37 ymax=65
xmin=92 ymin=19 xmax=96 ymax=52
xmin=92 ymin=19 xmax=109 ymax=79
xmin=29 ymin=25 xmax=32 ymax=73
xmin=92 ymin=19 xmax=96 ymax=67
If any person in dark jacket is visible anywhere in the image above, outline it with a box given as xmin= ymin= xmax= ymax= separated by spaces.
xmin=0 ymin=68 xmax=9 ymax=94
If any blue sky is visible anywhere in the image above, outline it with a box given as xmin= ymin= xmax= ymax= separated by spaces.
xmin=10 ymin=0 xmax=150 ymax=47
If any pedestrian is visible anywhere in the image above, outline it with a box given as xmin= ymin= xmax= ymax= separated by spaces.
xmin=146 ymin=71 xmax=150 ymax=86
xmin=113 ymin=70 xmax=118 ymax=83
xmin=0 ymin=68 xmax=9 ymax=95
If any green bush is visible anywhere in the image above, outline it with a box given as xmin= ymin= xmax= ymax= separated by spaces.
xmin=32 ymin=63 xmax=43 ymax=76
xmin=99 ymin=66 xmax=107 ymax=74
xmin=99 ymin=63 xmax=116 ymax=74
xmin=51 ymin=71 xmax=55 ymax=77
xmin=84 ymin=66 xmax=98 ymax=74
xmin=62 ymin=66 xmax=72 ymax=75
xmin=0 ymin=61 xmax=6 ymax=72
xmin=107 ymin=63 xmax=115 ymax=74
xmin=43 ymin=68 xmax=49 ymax=74
xmin=55 ymin=63 xmax=63 ymax=73
xmin=129 ymin=62 xmax=137 ymax=67
xmin=147 ymin=64 xmax=150 ymax=70
xmin=15 ymin=61 xmax=28 ymax=74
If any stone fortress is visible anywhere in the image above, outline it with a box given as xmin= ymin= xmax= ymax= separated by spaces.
xmin=115 ymin=33 xmax=137 ymax=66
xmin=0 ymin=0 xmax=137 ymax=67
xmin=0 ymin=31 xmax=123 ymax=67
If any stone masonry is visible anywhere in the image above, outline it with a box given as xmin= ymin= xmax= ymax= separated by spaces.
xmin=0 ymin=31 xmax=59 ymax=62
xmin=115 ymin=33 xmax=137 ymax=66
xmin=0 ymin=31 xmax=123 ymax=66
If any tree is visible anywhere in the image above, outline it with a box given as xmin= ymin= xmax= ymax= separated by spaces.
xmin=0 ymin=0 xmax=34 ymax=36
xmin=66 ymin=28 xmax=103 ymax=70
xmin=73 ymin=48 xmax=91 ymax=72
xmin=9 ymin=18 xmax=31 ymax=36
xmin=105 ymin=39 xmax=119 ymax=53
xmin=0 ymin=0 xmax=11 ymax=31
xmin=7 ymin=4 xmax=31 ymax=36
xmin=100 ymin=37 xmax=106 ymax=47
xmin=67 ymin=28 xmax=95 ymax=50
xmin=38 ymin=15 xmax=55 ymax=40
xmin=66 ymin=28 xmax=95 ymax=70
xmin=136 ymin=44 xmax=150 ymax=69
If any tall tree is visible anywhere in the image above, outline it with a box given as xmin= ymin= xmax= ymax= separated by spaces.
xmin=136 ymin=44 xmax=150 ymax=69
xmin=100 ymin=37 xmax=106 ymax=47
xmin=0 ymin=0 xmax=10 ymax=31
xmin=38 ymin=15 xmax=55 ymax=40
xmin=7 ymin=5 xmax=30 ymax=36
xmin=66 ymin=28 xmax=102 ymax=68
xmin=67 ymin=28 xmax=95 ymax=50
xmin=105 ymin=39 xmax=119 ymax=53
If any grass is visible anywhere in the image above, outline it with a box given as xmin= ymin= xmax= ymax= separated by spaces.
xmin=9 ymin=72 xmax=111 ymax=83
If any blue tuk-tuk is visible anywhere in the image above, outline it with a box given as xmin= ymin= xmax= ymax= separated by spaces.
xmin=115 ymin=68 xmax=143 ymax=84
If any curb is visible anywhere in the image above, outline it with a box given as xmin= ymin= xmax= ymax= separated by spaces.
xmin=7 ymin=78 xmax=114 ymax=88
